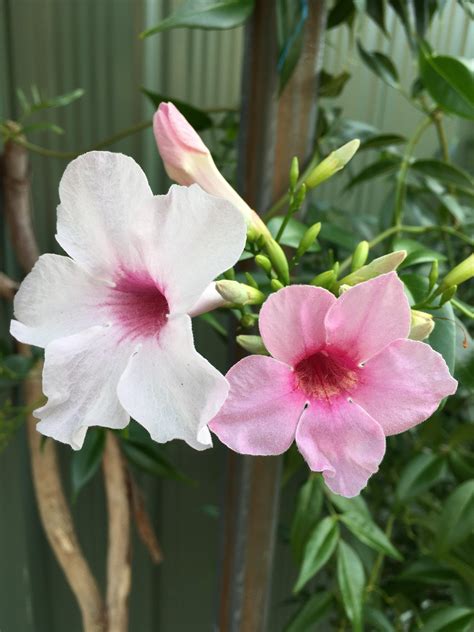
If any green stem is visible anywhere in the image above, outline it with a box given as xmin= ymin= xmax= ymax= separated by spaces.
xmin=366 ymin=513 xmax=396 ymax=595
xmin=392 ymin=116 xmax=433 ymax=229
xmin=339 ymin=224 xmax=473 ymax=274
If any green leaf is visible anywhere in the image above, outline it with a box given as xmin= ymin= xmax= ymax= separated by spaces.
xmin=410 ymin=159 xmax=474 ymax=191
xmin=284 ymin=592 xmax=332 ymax=632
xmin=421 ymin=606 xmax=474 ymax=632
xmin=394 ymin=557 xmax=460 ymax=586
xmin=425 ymin=302 xmax=456 ymax=374
xmin=141 ymin=0 xmax=254 ymax=37
xmin=319 ymin=70 xmax=351 ymax=98
xmin=419 ymin=49 xmax=474 ymax=120
xmin=290 ymin=475 xmax=323 ymax=563
xmin=358 ymin=133 xmax=406 ymax=151
xmin=327 ymin=0 xmax=355 ymax=29
xmin=319 ymin=222 xmax=360 ymax=250
xmin=364 ymin=607 xmax=396 ymax=632
xmin=340 ymin=512 xmax=402 ymax=560
xmin=277 ymin=0 xmax=308 ymax=94
xmin=365 ymin=0 xmax=387 ymax=34
xmin=394 ymin=237 xmax=447 ymax=268
xmin=396 ymin=452 xmax=446 ymax=502
xmin=324 ymin=488 xmax=371 ymax=518
xmin=21 ymin=122 xmax=65 ymax=136
xmin=267 ymin=217 xmax=320 ymax=252
xmin=121 ymin=436 xmax=192 ymax=484
xmin=337 ymin=541 xmax=365 ymax=632
xmin=70 ymin=429 xmax=105 ymax=501
xmin=345 ymin=157 xmax=401 ymax=190
xmin=141 ymin=89 xmax=212 ymax=131
xmin=357 ymin=41 xmax=400 ymax=88
xmin=293 ymin=516 xmax=339 ymax=593
xmin=436 ymin=480 xmax=474 ymax=553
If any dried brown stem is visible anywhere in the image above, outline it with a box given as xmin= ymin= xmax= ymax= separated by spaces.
xmin=103 ymin=432 xmax=131 ymax=632
xmin=0 ymin=271 xmax=18 ymax=300
xmin=128 ymin=470 xmax=163 ymax=565
xmin=2 ymin=135 xmax=106 ymax=631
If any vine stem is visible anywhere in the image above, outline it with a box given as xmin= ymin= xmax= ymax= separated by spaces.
xmin=392 ymin=115 xmax=433 ymax=229
xmin=338 ymin=223 xmax=473 ymax=275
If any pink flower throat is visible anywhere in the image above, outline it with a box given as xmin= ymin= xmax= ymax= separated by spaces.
xmin=294 ymin=350 xmax=359 ymax=400
xmin=106 ymin=271 xmax=169 ymax=339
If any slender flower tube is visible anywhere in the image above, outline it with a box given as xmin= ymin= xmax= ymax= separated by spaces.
xmin=210 ymin=273 xmax=457 ymax=497
xmin=10 ymin=151 xmax=246 ymax=450
xmin=153 ymin=102 xmax=270 ymax=239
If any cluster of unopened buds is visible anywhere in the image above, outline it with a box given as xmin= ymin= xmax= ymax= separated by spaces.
xmin=11 ymin=102 xmax=463 ymax=497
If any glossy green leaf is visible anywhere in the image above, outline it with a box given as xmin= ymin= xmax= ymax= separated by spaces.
xmin=326 ymin=0 xmax=355 ymax=29
xmin=284 ymin=592 xmax=332 ymax=632
xmin=340 ymin=512 xmax=402 ymax=560
xmin=421 ymin=606 xmax=474 ymax=632
xmin=268 ymin=217 xmax=320 ymax=252
xmin=365 ymin=0 xmax=387 ymax=34
xmin=325 ymin=488 xmax=371 ymax=517
xmin=121 ymin=437 xmax=192 ymax=484
xmin=358 ymin=133 xmax=406 ymax=151
xmin=293 ymin=516 xmax=339 ymax=593
xmin=364 ymin=607 xmax=396 ymax=632
xmin=290 ymin=476 xmax=323 ymax=563
xmin=426 ymin=302 xmax=456 ymax=374
xmin=319 ymin=70 xmax=351 ymax=98
xmin=410 ymin=159 xmax=474 ymax=191
xmin=419 ymin=49 xmax=474 ymax=120
xmin=394 ymin=557 xmax=460 ymax=586
xmin=394 ymin=237 xmax=447 ymax=268
xmin=436 ymin=479 xmax=474 ymax=553
xmin=70 ymin=429 xmax=105 ymax=501
xmin=396 ymin=452 xmax=446 ymax=502
xmin=141 ymin=0 xmax=254 ymax=37
xmin=141 ymin=89 xmax=212 ymax=131
xmin=318 ymin=223 xmax=360 ymax=251
xmin=337 ymin=541 xmax=365 ymax=632
xmin=345 ymin=157 xmax=401 ymax=189
xmin=357 ymin=41 xmax=400 ymax=88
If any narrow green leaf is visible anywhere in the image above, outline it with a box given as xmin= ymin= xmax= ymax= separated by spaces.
xmin=293 ymin=516 xmax=339 ymax=593
xmin=284 ymin=593 xmax=332 ymax=632
xmin=425 ymin=302 xmax=456 ymax=374
xmin=421 ymin=606 xmax=474 ymax=632
xmin=121 ymin=437 xmax=192 ymax=484
xmin=419 ymin=49 xmax=474 ymax=120
xmin=340 ymin=512 xmax=402 ymax=560
xmin=141 ymin=0 xmax=254 ymax=37
xmin=141 ymin=89 xmax=212 ymax=131
xmin=337 ymin=541 xmax=365 ymax=632
xmin=358 ymin=133 xmax=406 ymax=151
xmin=357 ymin=41 xmax=400 ymax=88
xmin=436 ymin=479 xmax=474 ymax=553
xmin=394 ymin=237 xmax=447 ymax=268
xmin=411 ymin=159 xmax=474 ymax=191
xmin=345 ymin=157 xmax=401 ymax=189
xmin=396 ymin=452 xmax=446 ymax=502
xmin=319 ymin=70 xmax=351 ymax=98
xmin=70 ymin=429 xmax=105 ymax=501
xmin=365 ymin=0 xmax=387 ymax=34
xmin=365 ymin=607 xmax=396 ymax=632
xmin=324 ymin=488 xmax=371 ymax=518
xmin=394 ymin=557 xmax=460 ymax=586
xmin=327 ymin=0 xmax=355 ymax=29
xmin=290 ymin=475 xmax=323 ymax=563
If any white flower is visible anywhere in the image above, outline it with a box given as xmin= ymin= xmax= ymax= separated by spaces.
xmin=11 ymin=151 xmax=246 ymax=450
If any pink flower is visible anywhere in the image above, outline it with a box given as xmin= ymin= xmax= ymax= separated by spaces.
xmin=11 ymin=151 xmax=246 ymax=450
xmin=153 ymin=102 xmax=270 ymax=239
xmin=210 ymin=274 xmax=457 ymax=497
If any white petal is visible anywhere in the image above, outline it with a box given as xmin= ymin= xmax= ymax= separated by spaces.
xmin=10 ymin=254 xmax=110 ymax=347
xmin=117 ymin=314 xmax=228 ymax=450
xmin=139 ymin=184 xmax=246 ymax=314
xmin=56 ymin=151 xmax=153 ymax=277
xmin=35 ymin=326 xmax=133 ymax=449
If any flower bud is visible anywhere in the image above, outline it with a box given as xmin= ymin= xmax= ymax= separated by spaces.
xmin=296 ymin=222 xmax=321 ymax=259
xmin=440 ymin=285 xmax=457 ymax=306
xmin=437 ymin=254 xmax=474 ymax=294
xmin=340 ymin=250 xmax=407 ymax=286
xmin=409 ymin=310 xmax=435 ymax=341
xmin=264 ymin=238 xmax=290 ymax=285
xmin=215 ymin=280 xmax=265 ymax=306
xmin=310 ymin=269 xmax=336 ymax=290
xmin=428 ymin=260 xmax=438 ymax=291
xmin=305 ymin=139 xmax=360 ymax=189
xmin=244 ymin=272 xmax=259 ymax=289
xmin=236 ymin=335 xmax=269 ymax=355
xmin=271 ymin=279 xmax=284 ymax=291
xmin=351 ymin=241 xmax=370 ymax=272
xmin=255 ymin=254 xmax=272 ymax=275
xmin=154 ymin=102 xmax=270 ymax=240
xmin=240 ymin=314 xmax=257 ymax=328
xmin=289 ymin=156 xmax=299 ymax=189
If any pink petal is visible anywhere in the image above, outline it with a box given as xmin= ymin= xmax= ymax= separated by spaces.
xmin=117 ymin=315 xmax=228 ymax=450
xmin=34 ymin=326 xmax=133 ymax=449
xmin=325 ymin=272 xmax=411 ymax=363
xmin=259 ymin=285 xmax=336 ymax=366
xmin=295 ymin=397 xmax=386 ymax=497
xmin=351 ymin=338 xmax=457 ymax=436
xmin=209 ymin=355 xmax=305 ymax=455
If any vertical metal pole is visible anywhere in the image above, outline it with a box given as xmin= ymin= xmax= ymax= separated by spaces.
xmin=217 ymin=3 xmax=327 ymax=631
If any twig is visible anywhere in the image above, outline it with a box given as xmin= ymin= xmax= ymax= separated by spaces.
xmin=103 ymin=433 xmax=131 ymax=632
xmin=0 ymin=271 xmax=18 ymax=300
xmin=2 ymin=133 xmax=106 ymax=631
xmin=128 ymin=469 xmax=163 ymax=564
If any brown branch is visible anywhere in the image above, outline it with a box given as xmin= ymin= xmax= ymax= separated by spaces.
xmin=0 ymin=271 xmax=18 ymax=300
xmin=128 ymin=469 xmax=163 ymax=565
xmin=24 ymin=352 xmax=106 ymax=632
xmin=2 ymin=134 xmax=106 ymax=631
xmin=103 ymin=432 xmax=131 ymax=632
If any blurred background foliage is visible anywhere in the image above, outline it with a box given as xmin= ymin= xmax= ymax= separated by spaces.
xmin=0 ymin=1 xmax=473 ymax=630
